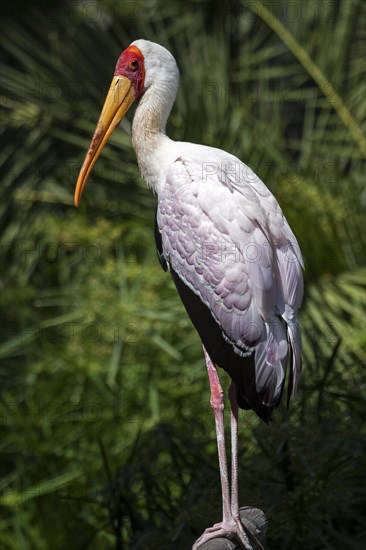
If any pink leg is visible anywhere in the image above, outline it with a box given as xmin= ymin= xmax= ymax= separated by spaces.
xmin=228 ymin=381 xmax=252 ymax=544
xmin=204 ymin=347 xmax=231 ymax=524
xmin=228 ymin=381 xmax=239 ymax=518
xmin=192 ymin=348 xmax=253 ymax=550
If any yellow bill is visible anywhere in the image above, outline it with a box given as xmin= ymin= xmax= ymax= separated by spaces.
xmin=74 ymin=75 xmax=135 ymax=206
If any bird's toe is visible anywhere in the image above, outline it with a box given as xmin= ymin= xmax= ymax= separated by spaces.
xmin=192 ymin=519 xmax=253 ymax=550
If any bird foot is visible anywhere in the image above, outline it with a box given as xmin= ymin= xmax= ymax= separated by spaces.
xmin=192 ymin=515 xmax=253 ymax=550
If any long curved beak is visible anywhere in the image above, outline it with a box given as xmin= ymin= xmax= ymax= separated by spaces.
xmin=74 ymin=76 xmax=135 ymax=206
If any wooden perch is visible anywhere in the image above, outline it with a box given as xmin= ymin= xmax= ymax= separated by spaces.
xmin=197 ymin=507 xmax=268 ymax=549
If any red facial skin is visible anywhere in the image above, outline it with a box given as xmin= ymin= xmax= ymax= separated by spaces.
xmin=114 ymin=45 xmax=145 ymax=98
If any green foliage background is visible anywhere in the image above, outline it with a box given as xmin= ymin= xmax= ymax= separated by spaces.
xmin=1 ymin=0 xmax=365 ymax=548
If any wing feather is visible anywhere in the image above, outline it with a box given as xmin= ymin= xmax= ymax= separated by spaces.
xmin=157 ymin=145 xmax=303 ymax=407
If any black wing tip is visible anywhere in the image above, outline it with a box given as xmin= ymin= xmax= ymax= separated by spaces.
xmin=236 ymin=389 xmax=274 ymax=424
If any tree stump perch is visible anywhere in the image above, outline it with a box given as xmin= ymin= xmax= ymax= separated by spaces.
xmin=196 ymin=507 xmax=268 ymax=549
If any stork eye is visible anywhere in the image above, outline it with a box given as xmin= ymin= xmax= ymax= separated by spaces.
xmin=129 ymin=59 xmax=139 ymax=71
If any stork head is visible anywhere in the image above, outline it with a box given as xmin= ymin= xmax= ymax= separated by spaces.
xmin=74 ymin=40 xmax=179 ymax=206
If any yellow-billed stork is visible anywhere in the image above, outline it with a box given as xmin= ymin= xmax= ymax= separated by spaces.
xmin=74 ymin=40 xmax=304 ymax=549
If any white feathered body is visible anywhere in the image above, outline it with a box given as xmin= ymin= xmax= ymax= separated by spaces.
xmin=130 ymin=40 xmax=304 ymax=421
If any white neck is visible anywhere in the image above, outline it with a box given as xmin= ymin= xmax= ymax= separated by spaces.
xmin=131 ymin=78 xmax=178 ymax=193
